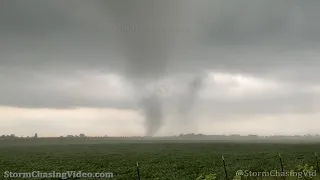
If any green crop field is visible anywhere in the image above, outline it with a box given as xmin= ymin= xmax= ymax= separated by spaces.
xmin=1 ymin=141 xmax=320 ymax=180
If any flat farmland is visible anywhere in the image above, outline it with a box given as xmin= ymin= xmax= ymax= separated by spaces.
xmin=1 ymin=141 xmax=320 ymax=180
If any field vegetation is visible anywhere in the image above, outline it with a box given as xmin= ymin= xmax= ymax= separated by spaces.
xmin=1 ymin=140 xmax=320 ymax=179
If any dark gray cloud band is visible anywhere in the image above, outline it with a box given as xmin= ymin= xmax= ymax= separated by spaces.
xmin=1 ymin=0 xmax=320 ymax=135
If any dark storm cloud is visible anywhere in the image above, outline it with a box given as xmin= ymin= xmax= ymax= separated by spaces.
xmin=0 ymin=68 xmax=136 ymax=109
xmin=0 ymin=1 xmax=71 ymax=36
xmin=2 ymin=0 xmax=320 ymax=73
xmin=1 ymin=0 xmax=320 ymax=114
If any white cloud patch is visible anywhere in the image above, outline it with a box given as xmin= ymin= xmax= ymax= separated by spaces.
xmin=200 ymin=72 xmax=281 ymax=99
xmin=0 ymin=106 xmax=143 ymax=137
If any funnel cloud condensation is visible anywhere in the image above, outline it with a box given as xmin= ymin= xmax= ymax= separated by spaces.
xmin=178 ymin=74 xmax=205 ymax=132
xmin=140 ymin=94 xmax=163 ymax=136
xmin=103 ymin=0 xmax=201 ymax=136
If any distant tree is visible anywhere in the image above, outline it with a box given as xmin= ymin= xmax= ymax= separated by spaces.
xmin=34 ymin=133 xmax=38 ymax=138
xmin=79 ymin=134 xmax=86 ymax=138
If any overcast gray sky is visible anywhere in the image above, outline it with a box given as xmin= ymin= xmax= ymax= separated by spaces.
xmin=1 ymin=0 xmax=320 ymax=137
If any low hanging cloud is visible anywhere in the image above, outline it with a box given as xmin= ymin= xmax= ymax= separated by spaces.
xmin=1 ymin=0 xmax=320 ymax=136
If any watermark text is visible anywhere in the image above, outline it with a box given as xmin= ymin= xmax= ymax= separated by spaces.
xmin=3 ymin=171 xmax=113 ymax=179
xmin=236 ymin=170 xmax=316 ymax=178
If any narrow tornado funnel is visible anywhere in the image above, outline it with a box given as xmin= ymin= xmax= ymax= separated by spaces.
xmin=103 ymin=0 xmax=198 ymax=136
